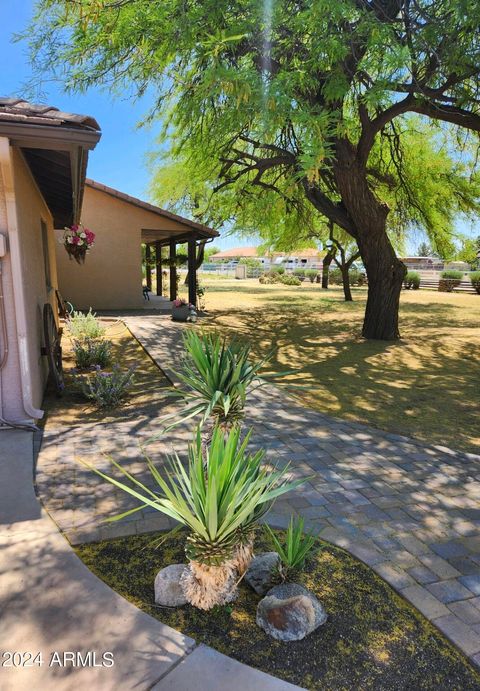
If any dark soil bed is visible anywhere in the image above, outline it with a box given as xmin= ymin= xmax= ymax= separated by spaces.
xmin=76 ymin=531 xmax=480 ymax=690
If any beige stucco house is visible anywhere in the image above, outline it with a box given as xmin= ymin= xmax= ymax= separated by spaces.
xmin=55 ymin=180 xmax=218 ymax=311
xmin=0 ymin=98 xmax=100 ymax=425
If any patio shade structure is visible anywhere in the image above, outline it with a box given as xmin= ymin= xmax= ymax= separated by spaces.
xmin=142 ymin=226 xmax=217 ymax=305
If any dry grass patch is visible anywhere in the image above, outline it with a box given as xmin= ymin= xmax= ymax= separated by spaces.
xmin=185 ymin=280 xmax=480 ymax=453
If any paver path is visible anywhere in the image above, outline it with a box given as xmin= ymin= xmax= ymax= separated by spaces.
xmin=36 ymin=315 xmax=480 ymax=669
xmin=0 ymin=430 xmax=300 ymax=691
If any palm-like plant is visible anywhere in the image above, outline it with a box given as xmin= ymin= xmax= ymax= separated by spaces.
xmin=164 ymin=330 xmax=295 ymax=437
xmin=83 ymin=425 xmax=304 ymax=610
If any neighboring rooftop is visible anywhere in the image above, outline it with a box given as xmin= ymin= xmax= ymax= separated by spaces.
xmin=0 ymin=97 xmax=100 ymax=131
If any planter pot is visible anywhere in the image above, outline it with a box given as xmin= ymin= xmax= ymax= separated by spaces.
xmin=438 ymin=278 xmax=461 ymax=293
xmin=171 ymin=305 xmax=191 ymax=322
xmin=65 ymin=244 xmax=87 ymax=264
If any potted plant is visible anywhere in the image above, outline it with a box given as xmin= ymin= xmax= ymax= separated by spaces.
xmin=171 ymin=298 xmax=194 ymax=322
xmin=62 ymin=224 xmax=95 ymax=264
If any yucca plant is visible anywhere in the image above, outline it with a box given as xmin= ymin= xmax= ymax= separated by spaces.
xmin=82 ymin=425 xmax=304 ymax=610
xmin=163 ymin=331 xmax=296 ymax=441
xmin=265 ymin=516 xmax=318 ymax=581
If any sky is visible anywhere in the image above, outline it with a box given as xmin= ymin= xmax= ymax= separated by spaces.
xmin=1 ymin=2 xmax=477 ymax=255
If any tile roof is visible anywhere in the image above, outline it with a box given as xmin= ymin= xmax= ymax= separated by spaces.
xmin=85 ymin=179 xmax=219 ymax=238
xmin=0 ymin=97 xmax=100 ymax=131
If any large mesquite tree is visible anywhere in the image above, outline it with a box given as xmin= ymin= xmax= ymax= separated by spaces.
xmin=26 ymin=0 xmax=480 ymax=338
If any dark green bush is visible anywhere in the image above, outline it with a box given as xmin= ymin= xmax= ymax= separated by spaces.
xmin=305 ymin=269 xmax=318 ymax=283
xmin=404 ymin=271 xmax=421 ymax=289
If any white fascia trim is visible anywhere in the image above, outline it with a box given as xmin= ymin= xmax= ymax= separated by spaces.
xmin=0 ymin=137 xmax=44 ymax=420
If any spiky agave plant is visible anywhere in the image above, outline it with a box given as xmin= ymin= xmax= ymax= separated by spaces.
xmin=82 ymin=425 xmax=304 ymax=610
xmin=163 ymin=330 xmax=296 ymax=442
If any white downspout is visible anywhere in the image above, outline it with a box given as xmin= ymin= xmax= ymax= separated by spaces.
xmin=0 ymin=137 xmax=44 ymax=420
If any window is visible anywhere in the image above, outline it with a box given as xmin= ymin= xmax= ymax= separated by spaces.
xmin=41 ymin=220 xmax=51 ymax=288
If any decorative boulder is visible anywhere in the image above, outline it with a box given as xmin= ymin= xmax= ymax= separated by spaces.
xmin=245 ymin=552 xmax=281 ymax=595
xmin=154 ymin=564 xmax=189 ymax=607
xmin=256 ymin=583 xmax=327 ymax=641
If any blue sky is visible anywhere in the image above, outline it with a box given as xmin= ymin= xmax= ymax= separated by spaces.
xmin=1 ymin=2 xmax=477 ymax=254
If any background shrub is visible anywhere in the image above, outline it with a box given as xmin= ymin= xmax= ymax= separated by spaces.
xmin=441 ymin=270 xmax=463 ymax=280
xmin=280 ymin=274 xmax=301 ymax=286
xmin=270 ymin=265 xmax=285 ymax=274
xmin=293 ymin=268 xmax=305 ymax=279
xmin=470 ymin=271 xmax=480 ymax=294
xmin=305 ymin=269 xmax=318 ymax=283
xmin=404 ymin=271 xmax=421 ymax=289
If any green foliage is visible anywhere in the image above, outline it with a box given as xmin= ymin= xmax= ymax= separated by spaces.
xmin=83 ymin=425 xmax=304 ymax=566
xmin=65 ymin=309 xmax=105 ymax=342
xmin=164 ymin=330 xmax=292 ymax=429
xmin=238 ymin=257 xmax=262 ymax=269
xmin=264 ymin=516 xmax=317 ymax=580
xmin=305 ymin=269 xmax=318 ymax=283
xmin=293 ymin=268 xmax=305 ymax=278
xmin=280 ymin=274 xmax=301 ymax=286
xmin=270 ymin=265 xmax=285 ymax=275
xmin=470 ymin=271 xmax=480 ymax=283
xmin=77 ymin=365 xmax=136 ymax=408
xmin=404 ymin=272 xmax=421 ymax=290
xmin=441 ymin=270 xmax=463 ymax=280
xmin=72 ymin=338 xmax=112 ymax=369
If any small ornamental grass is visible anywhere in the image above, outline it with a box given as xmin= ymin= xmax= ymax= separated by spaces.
xmin=305 ymin=269 xmax=318 ymax=283
xmin=72 ymin=338 xmax=112 ymax=369
xmin=78 ymin=364 xmax=136 ymax=408
xmin=82 ymin=425 xmax=304 ymax=609
xmin=265 ymin=516 xmax=318 ymax=580
xmin=441 ymin=270 xmax=463 ymax=280
xmin=65 ymin=309 xmax=106 ymax=341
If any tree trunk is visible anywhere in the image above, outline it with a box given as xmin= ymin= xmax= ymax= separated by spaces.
xmin=341 ymin=266 xmax=352 ymax=301
xmin=322 ymin=251 xmax=334 ymax=288
xmin=358 ymin=229 xmax=406 ymax=339
xmin=331 ymin=139 xmax=406 ymax=340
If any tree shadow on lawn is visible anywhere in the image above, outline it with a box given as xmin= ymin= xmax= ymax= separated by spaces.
xmin=203 ymin=305 xmax=480 ymax=453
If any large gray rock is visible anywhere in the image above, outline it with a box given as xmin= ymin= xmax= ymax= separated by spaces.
xmin=245 ymin=552 xmax=281 ymax=595
xmin=256 ymin=583 xmax=327 ymax=641
xmin=154 ymin=564 xmax=189 ymax=607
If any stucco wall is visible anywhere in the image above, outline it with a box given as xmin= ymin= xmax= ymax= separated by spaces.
xmin=0 ymin=145 xmax=55 ymax=422
xmin=55 ymin=185 xmax=143 ymax=310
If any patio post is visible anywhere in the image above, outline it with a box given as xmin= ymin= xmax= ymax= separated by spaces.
xmin=145 ymin=243 xmax=152 ymax=291
xmin=169 ymin=240 xmax=177 ymax=301
xmin=187 ymin=239 xmax=197 ymax=307
xmin=155 ymin=241 xmax=162 ymax=296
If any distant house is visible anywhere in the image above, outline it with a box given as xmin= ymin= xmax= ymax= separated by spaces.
xmin=210 ymin=246 xmax=323 ymax=268
xmin=0 ymin=98 xmax=100 ymax=424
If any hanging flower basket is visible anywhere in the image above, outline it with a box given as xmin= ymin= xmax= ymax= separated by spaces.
xmin=62 ymin=224 xmax=95 ymax=264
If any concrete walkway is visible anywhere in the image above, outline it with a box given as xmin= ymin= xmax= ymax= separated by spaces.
xmin=0 ymin=430 xmax=300 ymax=691
xmin=34 ymin=315 xmax=480 ymax=670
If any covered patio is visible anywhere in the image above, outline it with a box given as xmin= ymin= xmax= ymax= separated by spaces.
xmin=142 ymin=222 xmax=217 ymax=307
xmin=55 ymin=179 xmax=219 ymax=311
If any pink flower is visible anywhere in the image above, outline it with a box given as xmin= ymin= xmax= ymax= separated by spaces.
xmin=71 ymin=236 xmax=81 ymax=245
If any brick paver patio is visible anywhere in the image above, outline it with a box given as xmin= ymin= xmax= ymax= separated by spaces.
xmin=35 ymin=315 xmax=480 ymax=667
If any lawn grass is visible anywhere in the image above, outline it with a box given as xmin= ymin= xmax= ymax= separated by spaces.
xmin=76 ymin=530 xmax=480 ymax=690
xmin=177 ymin=280 xmax=480 ymax=454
